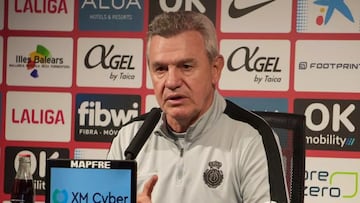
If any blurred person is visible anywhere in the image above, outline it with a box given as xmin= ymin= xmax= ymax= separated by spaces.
xmin=108 ymin=11 xmax=288 ymax=203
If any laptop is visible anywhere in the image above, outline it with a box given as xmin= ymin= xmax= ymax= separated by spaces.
xmin=45 ymin=159 xmax=137 ymax=203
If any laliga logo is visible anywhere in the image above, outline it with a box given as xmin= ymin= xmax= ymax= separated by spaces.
xmin=53 ymin=189 xmax=68 ymax=203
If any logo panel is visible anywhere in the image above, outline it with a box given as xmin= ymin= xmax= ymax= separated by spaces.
xmin=295 ymin=40 xmax=360 ymax=93
xmin=76 ymin=38 xmax=143 ymax=88
xmin=0 ymin=36 xmax=3 ymax=84
xmin=295 ymin=99 xmax=360 ymax=151
xmin=74 ymin=148 xmax=109 ymax=159
xmin=75 ymin=94 xmax=141 ymax=142
xmin=6 ymin=37 xmax=73 ymax=87
xmin=0 ymin=0 xmax=4 ymax=30
xmin=5 ymin=91 xmax=72 ymax=142
xmin=219 ymin=40 xmax=290 ymax=91
xmin=8 ymin=0 xmax=74 ymax=31
xmin=79 ymin=0 xmax=144 ymax=31
xmin=148 ymin=0 xmax=216 ymax=26
xmin=297 ymin=0 xmax=360 ymax=33
xmin=305 ymin=157 xmax=360 ymax=202
xmin=4 ymin=146 xmax=70 ymax=195
xmin=221 ymin=0 xmax=292 ymax=33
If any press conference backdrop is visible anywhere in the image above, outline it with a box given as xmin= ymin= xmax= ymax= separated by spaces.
xmin=0 ymin=0 xmax=359 ymax=202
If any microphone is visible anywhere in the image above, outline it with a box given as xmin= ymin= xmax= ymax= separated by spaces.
xmin=124 ymin=108 xmax=162 ymax=160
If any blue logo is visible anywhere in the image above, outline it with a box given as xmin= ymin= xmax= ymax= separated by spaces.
xmin=52 ymin=189 xmax=68 ymax=203
xmin=314 ymin=0 xmax=354 ymax=25
xmin=79 ymin=0 xmax=144 ymax=31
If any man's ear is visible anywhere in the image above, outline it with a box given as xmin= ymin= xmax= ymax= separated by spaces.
xmin=212 ymin=55 xmax=224 ymax=84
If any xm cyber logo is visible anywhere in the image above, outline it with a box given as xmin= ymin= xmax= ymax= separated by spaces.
xmin=295 ymin=99 xmax=360 ymax=151
xmin=62 ymin=191 xmax=129 ymax=203
xmin=53 ymin=189 xmax=68 ymax=203
xmin=305 ymin=170 xmax=358 ymax=199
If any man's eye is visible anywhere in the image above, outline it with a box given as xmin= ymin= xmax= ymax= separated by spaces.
xmin=183 ymin=64 xmax=192 ymax=69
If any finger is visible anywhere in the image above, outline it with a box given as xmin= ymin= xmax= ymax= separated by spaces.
xmin=143 ymin=175 xmax=158 ymax=196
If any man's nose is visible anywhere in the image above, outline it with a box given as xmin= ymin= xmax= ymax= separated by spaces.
xmin=165 ymin=67 xmax=182 ymax=90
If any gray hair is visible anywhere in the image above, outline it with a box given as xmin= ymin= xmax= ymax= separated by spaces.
xmin=146 ymin=11 xmax=219 ymax=63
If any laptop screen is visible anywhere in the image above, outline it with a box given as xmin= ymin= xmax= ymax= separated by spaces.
xmin=46 ymin=159 xmax=137 ymax=203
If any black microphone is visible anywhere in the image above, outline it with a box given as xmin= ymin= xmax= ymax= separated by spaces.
xmin=124 ymin=108 xmax=162 ymax=160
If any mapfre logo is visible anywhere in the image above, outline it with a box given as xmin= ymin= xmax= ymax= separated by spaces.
xmin=5 ymin=91 xmax=72 ymax=142
xmin=8 ymin=0 xmax=74 ymax=31
xmin=221 ymin=0 xmax=292 ymax=33
xmin=4 ymin=146 xmax=69 ymax=195
xmin=79 ymin=0 xmax=144 ymax=31
xmin=6 ymin=37 xmax=73 ymax=87
xmin=295 ymin=99 xmax=360 ymax=151
xmin=219 ymin=39 xmax=290 ymax=91
xmin=149 ymin=0 xmax=216 ymax=26
xmin=75 ymin=93 xmax=141 ymax=142
xmin=77 ymin=38 xmax=143 ymax=88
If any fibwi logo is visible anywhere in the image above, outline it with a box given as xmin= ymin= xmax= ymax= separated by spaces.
xmin=314 ymin=0 xmax=354 ymax=26
xmin=52 ymin=189 xmax=68 ymax=203
xmin=25 ymin=44 xmax=52 ymax=78
xmin=75 ymin=94 xmax=141 ymax=142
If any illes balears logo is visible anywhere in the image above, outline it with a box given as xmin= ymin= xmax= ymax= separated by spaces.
xmin=314 ymin=0 xmax=354 ymax=25
xmin=26 ymin=45 xmax=51 ymax=78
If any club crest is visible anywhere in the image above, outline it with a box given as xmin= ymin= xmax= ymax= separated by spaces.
xmin=203 ymin=160 xmax=224 ymax=188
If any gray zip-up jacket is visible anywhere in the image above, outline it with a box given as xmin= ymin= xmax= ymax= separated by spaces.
xmin=107 ymin=91 xmax=288 ymax=203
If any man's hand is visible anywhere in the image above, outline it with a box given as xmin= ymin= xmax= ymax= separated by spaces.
xmin=137 ymin=175 xmax=158 ymax=203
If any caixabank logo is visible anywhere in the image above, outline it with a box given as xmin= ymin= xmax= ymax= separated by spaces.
xmin=4 ymin=146 xmax=69 ymax=195
xmin=295 ymin=99 xmax=360 ymax=151
xmin=149 ymin=0 xmax=216 ymax=25
xmin=79 ymin=0 xmax=144 ymax=31
xmin=75 ymin=94 xmax=141 ymax=142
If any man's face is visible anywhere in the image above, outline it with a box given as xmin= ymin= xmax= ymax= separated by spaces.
xmin=148 ymin=31 xmax=223 ymax=131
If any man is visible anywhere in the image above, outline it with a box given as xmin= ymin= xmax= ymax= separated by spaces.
xmin=107 ymin=11 xmax=288 ymax=203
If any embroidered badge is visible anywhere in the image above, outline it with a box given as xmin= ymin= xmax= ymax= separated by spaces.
xmin=203 ymin=160 xmax=224 ymax=188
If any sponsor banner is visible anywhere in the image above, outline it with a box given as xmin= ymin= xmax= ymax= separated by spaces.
xmin=6 ymin=37 xmax=73 ymax=87
xmin=76 ymin=38 xmax=143 ymax=88
xmin=227 ymin=97 xmax=288 ymax=147
xmin=0 ymin=36 xmax=2 ymax=84
xmin=79 ymin=0 xmax=144 ymax=31
xmin=4 ymin=146 xmax=70 ymax=195
xmin=8 ymin=0 xmax=74 ymax=31
xmin=5 ymin=91 xmax=72 ymax=142
xmin=221 ymin=0 xmax=292 ymax=33
xmin=75 ymin=93 xmax=141 ymax=142
xmin=295 ymin=40 xmax=360 ymax=93
xmin=148 ymin=0 xmax=216 ymax=26
xmin=305 ymin=157 xmax=360 ymax=202
xmin=145 ymin=94 xmax=159 ymax=112
xmin=297 ymin=0 xmax=360 ymax=33
xmin=0 ymin=0 xmax=3 ymax=29
xmin=226 ymin=97 xmax=288 ymax=112
xmin=295 ymin=99 xmax=360 ymax=151
xmin=219 ymin=40 xmax=290 ymax=91
xmin=74 ymin=148 xmax=109 ymax=160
